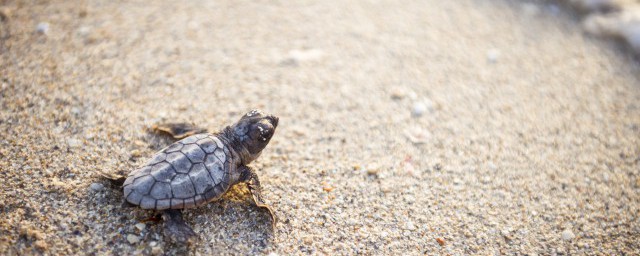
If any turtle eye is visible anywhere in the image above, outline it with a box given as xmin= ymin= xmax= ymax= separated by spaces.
xmin=261 ymin=127 xmax=273 ymax=141
xmin=255 ymin=124 xmax=273 ymax=141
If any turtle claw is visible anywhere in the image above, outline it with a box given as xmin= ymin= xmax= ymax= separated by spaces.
xmin=152 ymin=123 xmax=208 ymax=139
xmin=162 ymin=210 xmax=198 ymax=244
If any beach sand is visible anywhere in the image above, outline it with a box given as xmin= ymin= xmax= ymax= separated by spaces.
xmin=1 ymin=0 xmax=639 ymax=255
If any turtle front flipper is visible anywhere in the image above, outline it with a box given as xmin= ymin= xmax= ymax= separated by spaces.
xmin=152 ymin=123 xmax=208 ymax=139
xmin=162 ymin=209 xmax=198 ymax=244
xmin=251 ymin=190 xmax=277 ymax=230
xmin=239 ymin=166 xmax=277 ymax=229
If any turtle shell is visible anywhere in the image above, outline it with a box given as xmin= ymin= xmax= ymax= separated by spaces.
xmin=123 ymin=133 xmax=233 ymax=210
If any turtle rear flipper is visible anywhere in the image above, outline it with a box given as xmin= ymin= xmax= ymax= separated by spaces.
xmin=98 ymin=170 xmax=127 ymax=187
xmin=151 ymin=123 xmax=208 ymax=139
xmin=162 ymin=209 xmax=198 ymax=244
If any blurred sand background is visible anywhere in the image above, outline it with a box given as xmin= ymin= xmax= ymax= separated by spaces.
xmin=1 ymin=0 xmax=639 ymax=255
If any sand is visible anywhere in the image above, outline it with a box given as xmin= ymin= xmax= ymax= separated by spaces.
xmin=1 ymin=0 xmax=639 ymax=255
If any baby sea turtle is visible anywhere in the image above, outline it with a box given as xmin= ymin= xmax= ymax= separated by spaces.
xmin=119 ymin=110 xmax=278 ymax=243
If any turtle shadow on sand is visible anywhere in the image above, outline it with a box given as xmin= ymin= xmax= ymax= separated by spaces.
xmin=99 ymin=110 xmax=279 ymax=250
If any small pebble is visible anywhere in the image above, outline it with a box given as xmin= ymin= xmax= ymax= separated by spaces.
xmin=77 ymin=26 xmax=91 ymax=36
xmin=89 ymin=183 xmax=104 ymax=192
xmin=366 ymin=164 xmax=381 ymax=176
xmin=289 ymin=49 xmax=324 ymax=61
xmin=411 ymin=99 xmax=434 ymax=117
xmin=486 ymin=48 xmax=501 ymax=63
xmin=135 ymin=223 xmax=146 ymax=231
xmin=53 ymin=126 xmax=64 ymax=134
xmin=404 ymin=126 xmax=431 ymax=144
xmin=282 ymin=49 xmax=324 ymax=65
xmin=561 ymin=229 xmax=575 ymax=241
xmin=390 ymin=87 xmax=407 ymax=100
xmin=36 ymin=22 xmax=50 ymax=34
xmin=412 ymin=102 xmax=427 ymax=117
xmin=78 ymin=9 xmax=88 ymax=18
xmin=290 ymin=125 xmax=309 ymax=137
xmin=67 ymin=138 xmax=81 ymax=148
xmin=50 ymin=178 xmax=68 ymax=191
xmin=151 ymin=246 xmax=163 ymax=255
xmin=487 ymin=162 xmax=497 ymax=171
xmin=127 ymin=234 xmax=140 ymax=244
xmin=0 ymin=7 xmax=10 ymax=21
xmin=34 ymin=240 xmax=48 ymax=251
xmin=303 ymin=236 xmax=313 ymax=245
xmin=130 ymin=149 xmax=142 ymax=158
xmin=403 ymin=162 xmax=417 ymax=177
xmin=405 ymin=221 xmax=416 ymax=231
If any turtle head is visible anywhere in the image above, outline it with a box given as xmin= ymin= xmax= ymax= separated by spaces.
xmin=231 ymin=110 xmax=279 ymax=163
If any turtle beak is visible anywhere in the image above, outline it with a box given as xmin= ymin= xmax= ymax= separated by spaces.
xmin=267 ymin=115 xmax=279 ymax=128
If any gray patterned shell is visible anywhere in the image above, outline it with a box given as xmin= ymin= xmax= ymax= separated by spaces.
xmin=123 ymin=133 xmax=233 ymax=210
